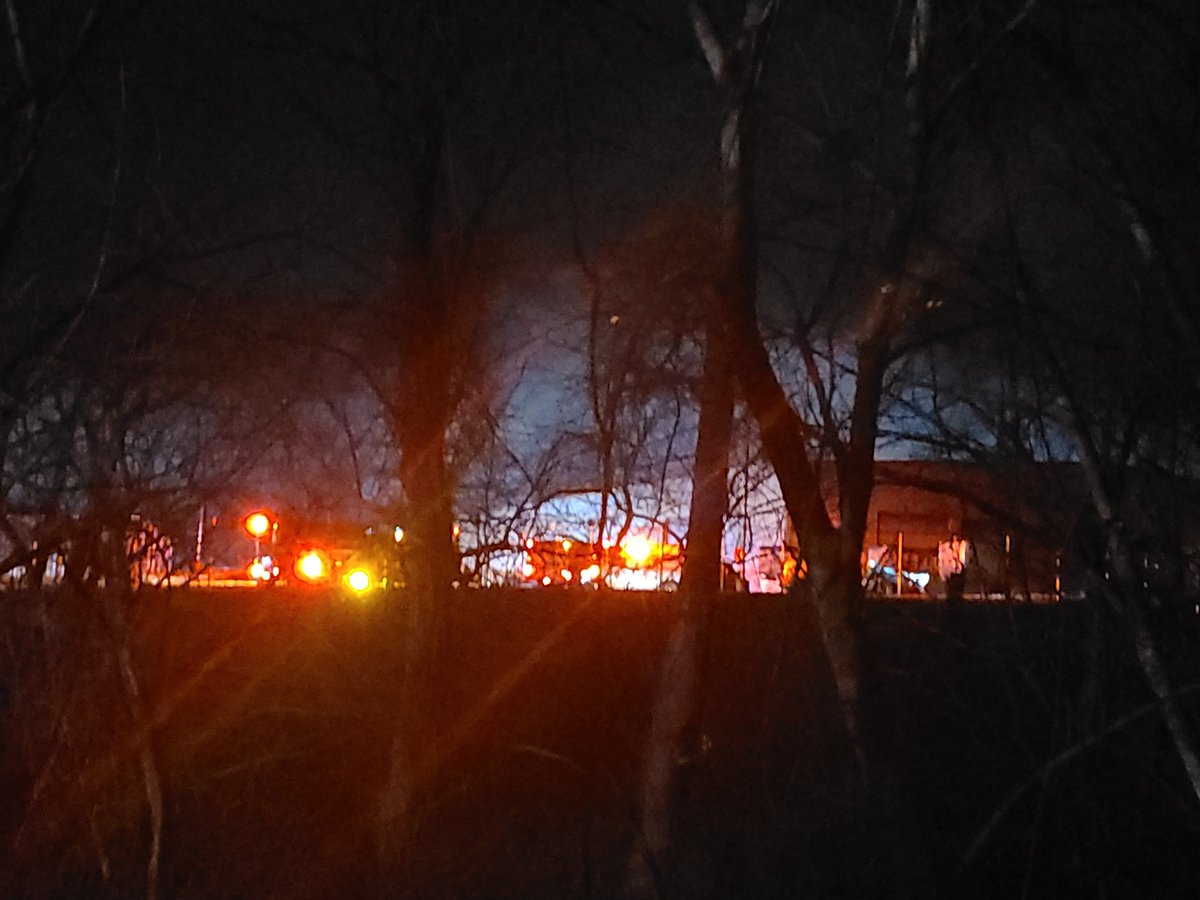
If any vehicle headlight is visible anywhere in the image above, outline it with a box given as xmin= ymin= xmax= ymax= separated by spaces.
xmin=346 ymin=568 xmax=372 ymax=593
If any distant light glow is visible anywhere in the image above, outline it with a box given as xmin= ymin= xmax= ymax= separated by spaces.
xmin=244 ymin=512 xmax=271 ymax=538
xmin=621 ymin=535 xmax=654 ymax=567
xmin=394 ymin=526 xmax=405 ymax=543
xmin=296 ymin=549 xmax=329 ymax=583
xmin=560 ymin=568 xmax=573 ymax=582
xmin=346 ymin=568 xmax=371 ymax=593
xmin=249 ymin=560 xmax=272 ymax=581
xmin=609 ymin=568 xmax=662 ymax=591
xmin=580 ymin=564 xmax=601 ymax=584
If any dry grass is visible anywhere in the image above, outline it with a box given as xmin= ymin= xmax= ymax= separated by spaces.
xmin=2 ymin=588 xmax=1198 ymax=898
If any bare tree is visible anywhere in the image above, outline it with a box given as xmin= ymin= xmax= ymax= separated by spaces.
xmin=0 ymin=6 xmax=358 ymax=895
xmin=252 ymin=2 xmax=556 ymax=880
xmin=628 ymin=3 xmax=779 ymax=894
xmin=991 ymin=0 xmax=1199 ymax=803
xmin=634 ymin=0 xmax=1042 ymax=892
xmin=258 ymin=2 xmax=540 ymax=602
xmin=883 ymin=0 xmax=1200 ymax=868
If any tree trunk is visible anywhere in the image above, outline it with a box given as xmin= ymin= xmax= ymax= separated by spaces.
xmin=96 ymin=511 xmax=164 ymax=900
xmin=626 ymin=595 xmax=704 ymax=899
xmin=378 ymin=271 xmax=458 ymax=885
xmin=628 ymin=188 xmax=732 ymax=900
xmin=805 ymin=551 xmax=933 ymax=895
xmin=399 ymin=419 xmax=457 ymax=596
xmin=377 ymin=433 xmax=453 ymax=889
xmin=376 ymin=673 xmax=427 ymax=892
xmin=680 ymin=303 xmax=735 ymax=594
xmin=626 ymin=8 xmax=780 ymax=896
xmin=806 ymin=555 xmax=869 ymax=772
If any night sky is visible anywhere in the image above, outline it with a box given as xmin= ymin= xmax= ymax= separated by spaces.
xmin=3 ymin=0 xmax=1198 ymax=518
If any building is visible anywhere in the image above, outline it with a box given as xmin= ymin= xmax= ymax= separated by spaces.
xmin=864 ymin=460 xmax=1200 ymax=601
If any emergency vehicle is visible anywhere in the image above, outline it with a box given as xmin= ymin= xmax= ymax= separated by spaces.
xmin=241 ymin=510 xmax=405 ymax=595
xmin=520 ymin=533 xmax=681 ymax=589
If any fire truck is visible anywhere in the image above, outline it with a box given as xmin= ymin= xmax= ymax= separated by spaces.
xmin=241 ymin=510 xmax=405 ymax=594
xmin=520 ymin=533 xmax=681 ymax=589
xmin=521 ymin=537 xmax=604 ymax=586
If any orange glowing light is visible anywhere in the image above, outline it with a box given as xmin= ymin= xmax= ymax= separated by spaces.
xmin=346 ymin=568 xmax=372 ymax=593
xmin=244 ymin=511 xmax=272 ymax=538
xmin=295 ymin=549 xmax=329 ymax=583
xmin=621 ymin=535 xmax=654 ymax=567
